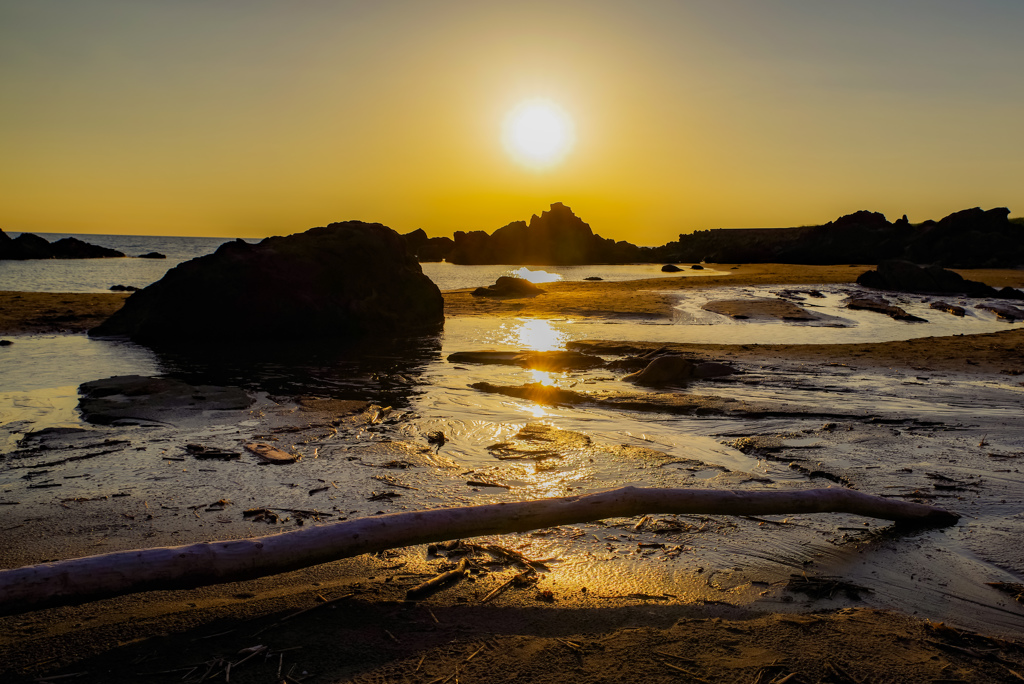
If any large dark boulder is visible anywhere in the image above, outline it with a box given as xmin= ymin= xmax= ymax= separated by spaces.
xmin=856 ymin=259 xmax=1020 ymax=298
xmin=50 ymin=236 xmax=124 ymax=259
xmin=471 ymin=276 xmax=544 ymax=297
xmin=1 ymin=232 xmax=52 ymax=259
xmin=0 ymin=229 xmax=125 ymax=259
xmin=90 ymin=221 xmax=444 ymax=345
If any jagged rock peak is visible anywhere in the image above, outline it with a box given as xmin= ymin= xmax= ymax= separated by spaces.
xmin=827 ymin=210 xmax=890 ymax=228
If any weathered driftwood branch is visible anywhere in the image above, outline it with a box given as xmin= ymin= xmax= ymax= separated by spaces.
xmin=0 ymin=486 xmax=957 ymax=615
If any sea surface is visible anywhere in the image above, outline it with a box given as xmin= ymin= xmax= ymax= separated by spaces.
xmin=0 ymin=232 xmax=698 ymax=294
xmin=1 ymin=233 xmax=1023 ymax=636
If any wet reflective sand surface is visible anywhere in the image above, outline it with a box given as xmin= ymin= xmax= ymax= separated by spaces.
xmin=2 ymin=288 xmax=1022 ymax=648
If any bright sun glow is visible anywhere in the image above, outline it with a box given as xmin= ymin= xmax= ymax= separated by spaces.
xmin=503 ymin=99 xmax=575 ymax=169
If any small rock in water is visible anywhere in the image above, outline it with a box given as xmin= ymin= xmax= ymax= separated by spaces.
xmin=661 ymin=264 xmax=682 ymax=272
xmin=427 ymin=430 xmax=447 ymax=447
xmin=0 ymin=339 xmax=12 ymax=346
xmin=137 ymin=252 xmax=166 ymax=259
xmin=109 ymin=284 xmax=139 ymax=292
xmin=471 ymin=276 xmax=544 ymax=298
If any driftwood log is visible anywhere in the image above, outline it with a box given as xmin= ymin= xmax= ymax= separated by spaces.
xmin=0 ymin=486 xmax=957 ymax=615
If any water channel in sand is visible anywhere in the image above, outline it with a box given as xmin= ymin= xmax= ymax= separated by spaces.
xmin=1 ymin=284 xmax=1023 ymax=637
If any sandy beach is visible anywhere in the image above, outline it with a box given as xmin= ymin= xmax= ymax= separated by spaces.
xmin=2 ymin=264 xmax=1024 ymax=683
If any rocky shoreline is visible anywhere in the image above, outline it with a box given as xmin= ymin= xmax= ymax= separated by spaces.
xmin=2 ymin=264 xmax=1024 ymax=683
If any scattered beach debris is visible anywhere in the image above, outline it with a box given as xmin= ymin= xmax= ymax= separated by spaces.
xmin=373 ymin=474 xmax=418 ymax=490
xmin=243 ymin=442 xmax=299 ymax=464
xmin=184 ymin=444 xmax=241 ymax=460
xmin=406 ymin=558 xmax=471 ymax=600
xmin=467 ymin=480 xmax=511 ymax=489
xmin=367 ymin=491 xmax=401 ymax=501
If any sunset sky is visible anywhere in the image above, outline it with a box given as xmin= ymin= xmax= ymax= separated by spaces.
xmin=2 ymin=1 xmax=1022 ymax=243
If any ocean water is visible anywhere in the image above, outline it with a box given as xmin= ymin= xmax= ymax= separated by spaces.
xmin=0 ymin=233 xmax=235 ymax=293
xmin=0 ymin=232 xmax=703 ymax=294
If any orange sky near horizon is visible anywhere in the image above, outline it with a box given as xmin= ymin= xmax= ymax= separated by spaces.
xmin=2 ymin=1 xmax=1023 ymax=243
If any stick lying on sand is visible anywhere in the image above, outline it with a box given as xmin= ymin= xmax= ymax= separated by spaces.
xmin=0 ymin=486 xmax=957 ymax=615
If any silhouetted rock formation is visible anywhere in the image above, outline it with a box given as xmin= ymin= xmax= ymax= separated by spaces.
xmin=667 ymin=207 xmax=1024 ymax=267
xmin=857 ymin=260 xmax=1024 ymax=299
xmin=137 ymin=251 xmax=166 ymax=259
xmin=402 ymin=229 xmax=454 ymax=262
xmin=661 ymin=264 xmax=682 ymax=272
xmin=90 ymin=222 xmax=444 ymax=346
xmin=471 ymin=276 xmax=544 ymax=297
xmin=449 ymin=203 xmax=646 ymax=265
xmin=399 ymin=203 xmax=1022 ymax=268
xmin=0 ymin=229 xmax=125 ymax=260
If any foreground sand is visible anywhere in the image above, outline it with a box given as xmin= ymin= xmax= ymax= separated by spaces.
xmin=3 ymin=265 xmax=1024 ymax=682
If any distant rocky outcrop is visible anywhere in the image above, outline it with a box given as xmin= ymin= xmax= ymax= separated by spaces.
xmin=0 ymin=229 xmax=125 ymax=260
xmin=448 ymin=203 xmax=647 ymax=265
xmin=857 ymin=260 xmax=1024 ymax=299
xmin=665 ymin=207 xmax=1024 ymax=268
xmin=137 ymin=251 xmax=166 ymax=259
xmin=399 ymin=203 xmax=1023 ymax=268
xmin=402 ymin=229 xmax=454 ymax=262
xmin=90 ymin=221 xmax=444 ymax=346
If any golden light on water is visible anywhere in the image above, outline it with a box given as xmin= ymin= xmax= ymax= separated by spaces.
xmin=510 ymin=318 xmax=566 ymax=352
xmin=502 ymin=99 xmax=575 ymax=170
xmin=509 ymin=267 xmax=562 ymax=284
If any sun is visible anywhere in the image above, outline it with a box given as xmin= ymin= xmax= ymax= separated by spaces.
xmin=503 ymin=99 xmax=575 ymax=170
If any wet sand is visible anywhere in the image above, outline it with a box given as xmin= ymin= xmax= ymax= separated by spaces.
xmin=2 ymin=266 xmax=1024 ymax=683
xmin=0 ymin=290 xmax=128 ymax=336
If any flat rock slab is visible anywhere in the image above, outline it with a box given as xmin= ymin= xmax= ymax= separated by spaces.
xmin=468 ymin=382 xmax=855 ymax=419
xmin=78 ymin=375 xmax=253 ymax=425
xmin=844 ymin=296 xmax=927 ymax=322
xmin=702 ymin=298 xmax=820 ymax=321
xmin=448 ymin=350 xmax=605 ymax=371
xmin=976 ymin=302 xmax=1024 ymax=321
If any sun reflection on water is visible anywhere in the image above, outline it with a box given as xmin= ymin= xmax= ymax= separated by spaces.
xmin=508 ymin=267 xmax=562 ymax=284
xmin=498 ymin=318 xmax=567 ymax=352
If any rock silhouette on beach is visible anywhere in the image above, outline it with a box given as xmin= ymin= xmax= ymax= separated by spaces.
xmin=844 ymin=294 xmax=928 ymax=322
xmin=449 ymin=203 xmax=645 ymax=265
xmin=857 ymin=260 xmax=1024 ymax=299
xmin=0 ymin=229 xmax=125 ymax=260
xmin=471 ymin=276 xmax=544 ymax=298
xmin=402 ymin=228 xmax=454 ymax=262
xmin=663 ymin=207 xmax=1024 ymax=268
xmin=90 ymin=221 xmax=444 ymax=345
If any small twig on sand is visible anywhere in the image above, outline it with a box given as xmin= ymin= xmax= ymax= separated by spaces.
xmin=406 ymin=558 xmax=470 ymax=600
xmin=659 ymin=661 xmax=711 ymax=683
xmin=480 ymin=568 xmax=535 ymax=603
